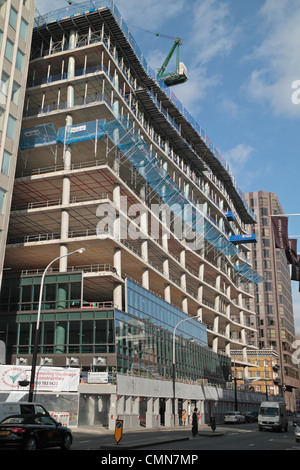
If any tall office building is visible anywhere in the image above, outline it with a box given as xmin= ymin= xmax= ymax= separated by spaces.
xmin=0 ymin=1 xmax=266 ymax=426
xmin=245 ymin=191 xmax=299 ymax=410
xmin=0 ymin=0 xmax=36 ymax=288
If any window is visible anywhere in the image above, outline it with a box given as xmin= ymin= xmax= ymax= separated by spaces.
xmin=23 ymin=0 xmax=31 ymax=9
xmin=9 ymin=7 xmax=18 ymax=30
xmin=0 ymin=188 xmax=6 ymax=214
xmin=5 ymin=39 xmax=14 ymax=62
xmin=0 ymin=108 xmax=4 ymax=132
xmin=1 ymin=150 xmax=11 ymax=175
xmin=11 ymin=81 xmax=20 ymax=104
xmin=259 ymin=197 xmax=268 ymax=206
xmin=6 ymin=115 xmax=16 ymax=139
xmin=16 ymin=49 xmax=24 ymax=71
xmin=1 ymin=71 xmax=9 ymax=97
xmin=20 ymin=18 xmax=28 ymax=40
xmin=0 ymin=1 xmax=7 ymax=18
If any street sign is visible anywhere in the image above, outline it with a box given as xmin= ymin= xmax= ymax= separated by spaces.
xmin=114 ymin=419 xmax=123 ymax=444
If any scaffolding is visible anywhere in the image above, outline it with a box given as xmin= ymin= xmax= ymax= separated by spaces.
xmin=18 ymin=116 xmax=264 ymax=284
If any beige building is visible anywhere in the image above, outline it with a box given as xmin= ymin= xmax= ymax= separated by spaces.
xmin=0 ymin=0 xmax=36 ymax=288
xmin=232 ymin=349 xmax=281 ymax=398
xmin=245 ymin=191 xmax=299 ymax=411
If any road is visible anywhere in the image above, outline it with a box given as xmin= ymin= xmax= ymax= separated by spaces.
xmin=141 ymin=423 xmax=299 ymax=451
xmin=70 ymin=421 xmax=300 ymax=451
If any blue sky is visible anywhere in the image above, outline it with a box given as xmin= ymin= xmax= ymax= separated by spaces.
xmin=37 ymin=0 xmax=300 ymax=332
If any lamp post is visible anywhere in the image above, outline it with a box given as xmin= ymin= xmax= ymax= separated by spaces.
xmin=28 ymin=248 xmax=85 ymax=402
xmin=172 ymin=315 xmax=201 ymax=426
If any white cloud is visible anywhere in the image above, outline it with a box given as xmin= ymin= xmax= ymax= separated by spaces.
xmin=116 ymin=0 xmax=185 ymax=27
xmin=188 ymin=0 xmax=240 ymax=66
xmin=224 ymin=143 xmax=254 ymax=174
xmin=222 ymin=143 xmax=269 ymax=190
xmin=246 ymin=0 xmax=300 ymax=117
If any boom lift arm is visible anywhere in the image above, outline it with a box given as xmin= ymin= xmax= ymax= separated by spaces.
xmin=156 ymin=35 xmax=188 ymax=87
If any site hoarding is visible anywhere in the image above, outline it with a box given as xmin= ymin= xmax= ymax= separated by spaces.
xmin=0 ymin=365 xmax=80 ymax=392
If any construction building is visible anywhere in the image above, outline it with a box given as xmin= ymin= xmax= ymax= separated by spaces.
xmin=0 ymin=0 xmax=36 ymax=287
xmin=244 ymin=191 xmax=299 ymax=411
xmin=0 ymin=1 xmax=268 ymax=427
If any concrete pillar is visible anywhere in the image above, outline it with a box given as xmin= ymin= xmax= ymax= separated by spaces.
xmin=54 ymin=322 xmax=65 ymax=353
xmin=164 ymin=284 xmax=171 ymax=303
xmin=59 ymin=32 xmax=75 ymax=273
xmin=182 ymin=296 xmax=188 ymax=313
xmin=113 ymin=247 xmax=122 ymax=309
xmin=59 ymin=113 xmax=72 ymax=272
xmin=198 ymin=285 xmax=203 ymax=303
xmin=142 ymin=268 xmax=149 ymax=290
xmin=108 ymin=393 xmax=118 ymax=431
xmin=197 ymin=306 xmax=203 ymax=322
xmin=163 ymin=258 xmax=169 ymax=278
xmin=199 ymin=263 xmax=204 ymax=281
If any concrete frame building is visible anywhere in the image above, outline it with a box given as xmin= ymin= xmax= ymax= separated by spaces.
xmin=0 ymin=0 xmax=36 ymax=287
xmin=0 ymin=1 xmax=269 ymax=426
xmin=244 ymin=190 xmax=299 ymax=411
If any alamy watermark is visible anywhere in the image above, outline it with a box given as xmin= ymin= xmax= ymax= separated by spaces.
xmin=96 ymin=196 xmax=205 ymax=251
xmin=291 ymin=80 xmax=300 ymax=104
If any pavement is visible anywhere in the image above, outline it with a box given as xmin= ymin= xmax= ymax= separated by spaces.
xmin=72 ymin=423 xmax=224 ymax=449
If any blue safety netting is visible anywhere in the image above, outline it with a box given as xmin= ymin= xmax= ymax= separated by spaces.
xmin=233 ymin=263 xmax=265 ymax=284
xmin=19 ymin=123 xmax=59 ymax=149
xmin=104 ymin=117 xmax=240 ymax=258
xmin=19 ymin=120 xmax=106 ymax=149
xmin=18 ymin=116 xmax=263 ymax=283
xmin=57 ymin=119 xmax=106 ymax=144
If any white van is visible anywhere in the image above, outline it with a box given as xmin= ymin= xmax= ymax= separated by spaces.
xmin=258 ymin=401 xmax=288 ymax=432
xmin=0 ymin=402 xmax=49 ymax=422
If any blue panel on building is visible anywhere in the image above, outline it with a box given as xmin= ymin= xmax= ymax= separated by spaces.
xmin=229 ymin=234 xmax=257 ymax=245
xmin=224 ymin=211 xmax=235 ymax=221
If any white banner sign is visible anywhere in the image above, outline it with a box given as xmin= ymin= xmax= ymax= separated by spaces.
xmin=87 ymin=372 xmax=108 ymax=384
xmin=0 ymin=365 xmax=80 ymax=392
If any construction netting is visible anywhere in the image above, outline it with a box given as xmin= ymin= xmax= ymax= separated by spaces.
xmin=233 ymin=263 xmax=265 ymax=284
xmin=18 ymin=116 xmax=264 ymax=283
xmin=19 ymin=123 xmax=59 ymax=149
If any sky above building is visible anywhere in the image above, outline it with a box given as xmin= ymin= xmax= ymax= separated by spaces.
xmin=36 ymin=0 xmax=300 ymax=333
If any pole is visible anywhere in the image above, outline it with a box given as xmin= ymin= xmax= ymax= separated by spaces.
xmin=172 ymin=315 xmax=201 ymax=426
xmin=28 ymin=248 xmax=85 ymax=402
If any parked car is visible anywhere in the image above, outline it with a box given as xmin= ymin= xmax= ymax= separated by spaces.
xmin=224 ymin=411 xmax=245 ymax=424
xmin=243 ymin=412 xmax=257 ymax=423
xmin=295 ymin=424 xmax=300 ymax=442
xmin=0 ymin=414 xmax=72 ymax=450
xmin=0 ymin=402 xmax=49 ymax=422
xmin=293 ymin=413 xmax=300 ymax=427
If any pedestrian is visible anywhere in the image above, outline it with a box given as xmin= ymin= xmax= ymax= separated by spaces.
xmin=182 ymin=409 xmax=187 ymax=426
xmin=192 ymin=408 xmax=198 ymax=437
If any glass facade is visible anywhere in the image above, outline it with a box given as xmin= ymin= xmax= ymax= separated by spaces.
xmin=115 ymin=279 xmax=231 ymax=384
xmin=0 ymin=274 xmax=231 ymax=384
xmin=0 ymin=274 xmax=114 ymax=356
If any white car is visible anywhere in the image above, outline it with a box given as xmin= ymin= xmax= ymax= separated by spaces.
xmin=224 ymin=411 xmax=245 ymax=424
xmin=295 ymin=424 xmax=300 ymax=442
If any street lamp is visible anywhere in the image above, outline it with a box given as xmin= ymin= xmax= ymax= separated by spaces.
xmin=28 ymin=248 xmax=85 ymax=402
xmin=172 ymin=315 xmax=201 ymax=426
